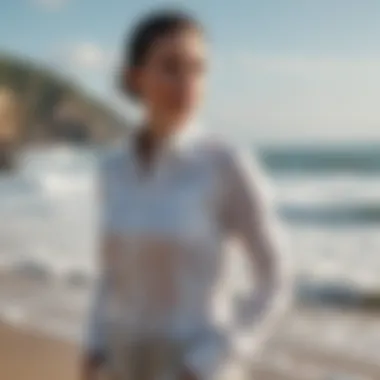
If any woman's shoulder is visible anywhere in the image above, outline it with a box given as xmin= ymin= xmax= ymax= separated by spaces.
xmin=196 ymin=133 xmax=273 ymax=195
xmin=193 ymin=132 xmax=260 ymax=169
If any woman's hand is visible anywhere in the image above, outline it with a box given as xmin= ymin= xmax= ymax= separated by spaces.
xmin=179 ymin=366 xmax=199 ymax=380
xmin=81 ymin=353 xmax=105 ymax=380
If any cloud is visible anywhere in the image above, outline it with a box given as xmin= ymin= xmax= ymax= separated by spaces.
xmin=68 ymin=43 xmax=109 ymax=70
xmin=51 ymin=42 xmax=117 ymax=72
xmin=32 ymin=0 xmax=69 ymax=11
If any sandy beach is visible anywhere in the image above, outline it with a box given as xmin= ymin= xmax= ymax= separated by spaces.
xmin=0 ymin=322 xmax=79 ymax=380
xmin=1 ymin=307 xmax=380 ymax=380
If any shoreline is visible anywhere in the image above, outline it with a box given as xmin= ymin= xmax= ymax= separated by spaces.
xmin=0 ymin=321 xmax=79 ymax=380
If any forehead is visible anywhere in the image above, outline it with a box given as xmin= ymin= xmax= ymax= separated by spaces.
xmin=146 ymin=29 xmax=207 ymax=62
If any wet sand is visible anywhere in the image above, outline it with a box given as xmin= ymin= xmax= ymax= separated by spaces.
xmin=0 ymin=322 xmax=79 ymax=380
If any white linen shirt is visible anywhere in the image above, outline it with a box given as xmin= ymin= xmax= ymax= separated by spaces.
xmin=85 ymin=128 xmax=292 ymax=380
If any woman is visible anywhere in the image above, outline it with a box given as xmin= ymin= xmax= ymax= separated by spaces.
xmin=83 ymin=9 xmax=292 ymax=380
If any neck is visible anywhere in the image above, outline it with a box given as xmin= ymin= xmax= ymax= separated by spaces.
xmin=144 ymin=114 xmax=181 ymax=142
xmin=134 ymin=118 xmax=176 ymax=172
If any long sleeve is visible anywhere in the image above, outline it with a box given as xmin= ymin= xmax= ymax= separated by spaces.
xmin=221 ymin=147 xmax=293 ymax=360
xmin=184 ymin=145 xmax=293 ymax=379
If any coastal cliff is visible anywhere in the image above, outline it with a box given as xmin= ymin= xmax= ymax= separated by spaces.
xmin=0 ymin=53 xmax=128 ymax=149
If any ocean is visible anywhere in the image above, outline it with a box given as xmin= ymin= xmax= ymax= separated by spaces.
xmin=0 ymin=143 xmax=379 ymax=378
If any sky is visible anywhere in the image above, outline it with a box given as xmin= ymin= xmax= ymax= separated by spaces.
xmin=1 ymin=0 xmax=380 ymax=143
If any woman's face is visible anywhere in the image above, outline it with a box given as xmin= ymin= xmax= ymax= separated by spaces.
xmin=133 ymin=28 xmax=207 ymax=131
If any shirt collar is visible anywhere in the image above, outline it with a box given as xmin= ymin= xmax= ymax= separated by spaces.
xmin=128 ymin=119 xmax=203 ymax=157
xmin=124 ymin=120 xmax=204 ymax=177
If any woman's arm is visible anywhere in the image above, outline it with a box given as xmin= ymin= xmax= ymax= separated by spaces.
xmin=182 ymin=145 xmax=293 ymax=380
xmin=221 ymin=146 xmax=293 ymax=360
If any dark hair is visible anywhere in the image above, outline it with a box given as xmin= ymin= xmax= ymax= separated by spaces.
xmin=119 ymin=9 xmax=203 ymax=98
